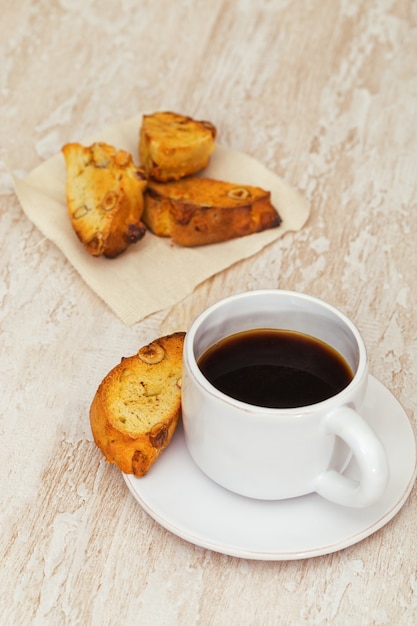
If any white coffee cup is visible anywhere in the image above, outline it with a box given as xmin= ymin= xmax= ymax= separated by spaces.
xmin=182 ymin=289 xmax=389 ymax=507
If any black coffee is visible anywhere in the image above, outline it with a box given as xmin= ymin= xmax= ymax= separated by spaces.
xmin=198 ymin=329 xmax=354 ymax=408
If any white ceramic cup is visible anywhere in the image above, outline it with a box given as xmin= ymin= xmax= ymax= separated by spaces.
xmin=182 ymin=289 xmax=389 ymax=507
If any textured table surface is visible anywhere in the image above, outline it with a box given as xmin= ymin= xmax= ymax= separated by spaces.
xmin=1 ymin=1 xmax=417 ymax=624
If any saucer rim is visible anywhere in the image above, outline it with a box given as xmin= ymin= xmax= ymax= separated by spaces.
xmin=123 ymin=375 xmax=417 ymax=560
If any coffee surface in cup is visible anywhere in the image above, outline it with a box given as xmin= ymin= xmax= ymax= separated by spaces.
xmin=198 ymin=329 xmax=353 ymax=408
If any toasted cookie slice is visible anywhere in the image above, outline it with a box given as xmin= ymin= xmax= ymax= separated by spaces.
xmin=90 ymin=332 xmax=185 ymax=477
xmin=139 ymin=111 xmax=216 ymax=182
xmin=62 ymin=142 xmax=147 ymax=258
xmin=142 ymin=176 xmax=282 ymax=246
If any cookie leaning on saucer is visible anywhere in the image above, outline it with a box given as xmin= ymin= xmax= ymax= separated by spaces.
xmin=90 ymin=332 xmax=185 ymax=476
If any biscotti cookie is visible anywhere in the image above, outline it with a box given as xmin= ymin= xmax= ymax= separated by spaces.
xmin=62 ymin=141 xmax=147 ymax=258
xmin=142 ymin=176 xmax=282 ymax=246
xmin=139 ymin=111 xmax=216 ymax=182
xmin=90 ymin=332 xmax=185 ymax=476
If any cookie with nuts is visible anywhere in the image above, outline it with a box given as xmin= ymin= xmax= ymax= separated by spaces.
xmin=139 ymin=111 xmax=216 ymax=182
xmin=62 ymin=141 xmax=148 ymax=258
xmin=90 ymin=332 xmax=185 ymax=476
xmin=142 ymin=176 xmax=282 ymax=246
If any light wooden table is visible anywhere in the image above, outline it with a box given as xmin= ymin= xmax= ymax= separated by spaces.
xmin=1 ymin=2 xmax=417 ymax=624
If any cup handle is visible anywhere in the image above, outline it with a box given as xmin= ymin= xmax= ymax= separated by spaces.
xmin=314 ymin=406 xmax=389 ymax=508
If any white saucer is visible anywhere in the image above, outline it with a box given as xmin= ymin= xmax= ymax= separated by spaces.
xmin=123 ymin=376 xmax=417 ymax=560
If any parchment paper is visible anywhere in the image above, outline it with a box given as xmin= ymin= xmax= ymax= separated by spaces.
xmin=12 ymin=114 xmax=310 ymax=326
